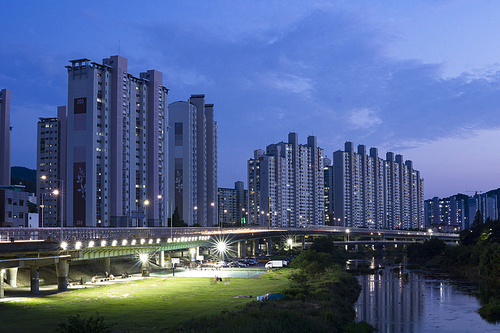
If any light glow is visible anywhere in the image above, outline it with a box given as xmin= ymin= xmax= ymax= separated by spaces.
xmin=139 ymin=253 xmax=148 ymax=263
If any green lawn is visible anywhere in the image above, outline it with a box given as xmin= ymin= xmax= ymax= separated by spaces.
xmin=0 ymin=273 xmax=289 ymax=332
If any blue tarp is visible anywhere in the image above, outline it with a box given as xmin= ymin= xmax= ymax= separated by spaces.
xmin=257 ymin=293 xmax=285 ymax=301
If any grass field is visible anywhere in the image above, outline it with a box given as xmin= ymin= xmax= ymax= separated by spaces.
xmin=0 ymin=272 xmax=289 ymax=332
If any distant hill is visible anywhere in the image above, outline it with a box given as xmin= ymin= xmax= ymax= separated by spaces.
xmin=11 ymin=166 xmax=36 ymax=194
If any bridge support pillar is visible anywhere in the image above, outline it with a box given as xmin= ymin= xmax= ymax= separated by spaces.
xmin=159 ymin=251 xmax=165 ymax=268
xmin=238 ymin=241 xmax=246 ymax=258
xmin=355 ymin=237 xmax=359 ymax=251
xmin=302 ymin=236 xmax=306 ymax=250
xmin=0 ymin=269 xmax=5 ymax=298
xmin=189 ymin=247 xmax=197 ymax=262
xmin=103 ymin=257 xmax=111 ymax=275
xmin=56 ymin=260 xmax=69 ymax=291
xmin=8 ymin=267 xmax=18 ymax=288
xmin=267 ymin=239 xmax=273 ymax=255
xmin=251 ymin=240 xmax=257 ymax=256
xmin=30 ymin=266 xmax=40 ymax=294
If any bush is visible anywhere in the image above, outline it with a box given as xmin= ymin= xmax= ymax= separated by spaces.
xmin=57 ymin=313 xmax=115 ymax=333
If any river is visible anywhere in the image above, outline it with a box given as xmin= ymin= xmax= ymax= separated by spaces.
xmin=353 ymin=259 xmax=500 ymax=332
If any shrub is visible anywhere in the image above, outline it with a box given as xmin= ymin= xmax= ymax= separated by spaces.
xmin=57 ymin=313 xmax=115 ymax=333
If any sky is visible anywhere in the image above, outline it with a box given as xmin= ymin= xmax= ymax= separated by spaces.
xmin=1 ymin=0 xmax=499 ymax=199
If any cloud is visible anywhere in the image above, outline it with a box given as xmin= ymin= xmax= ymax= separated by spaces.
xmin=261 ymin=73 xmax=313 ymax=96
xmin=348 ymin=108 xmax=382 ymax=129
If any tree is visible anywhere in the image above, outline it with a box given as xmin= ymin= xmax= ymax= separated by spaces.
xmin=471 ymin=209 xmax=484 ymax=229
xmin=310 ymin=236 xmax=347 ymax=266
xmin=168 ymin=207 xmax=187 ymax=227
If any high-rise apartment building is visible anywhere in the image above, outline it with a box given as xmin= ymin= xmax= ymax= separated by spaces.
xmin=424 ymin=195 xmax=465 ymax=231
xmin=0 ymin=89 xmax=11 ymax=186
xmin=218 ymin=181 xmax=248 ymax=227
xmin=168 ymin=95 xmax=217 ymax=226
xmin=324 ymin=157 xmax=334 ymax=225
xmin=36 ymin=107 xmax=67 ymax=227
xmin=468 ymin=193 xmax=498 ymax=224
xmin=66 ymin=56 xmax=168 ymax=227
xmin=0 ymin=89 xmax=28 ymax=227
xmin=332 ymin=142 xmax=424 ymax=230
xmin=248 ymin=133 xmax=324 ymax=227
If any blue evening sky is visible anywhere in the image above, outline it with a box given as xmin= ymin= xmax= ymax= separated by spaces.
xmin=1 ymin=0 xmax=499 ymax=199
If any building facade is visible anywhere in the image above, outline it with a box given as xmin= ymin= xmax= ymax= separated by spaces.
xmin=0 ymin=89 xmax=11 ymax=186
xmin=425 ymin=195 xmax=465 ymax=231
xmin=332 ymin=142 xmax=424 ymax=230
xmin=36 ymin=107 xmax=67 ymax=227
xmin=468 ymin=193 xmax=498 ymax=224
xmin=324 ymin=157 xmax=334 ymax=225
xmin=66 ymin=56 xmax=168 ymax=227
xmin=168 ymin=95 xmax=217 ymax=226
xmin=218 ymin=181 xmax=248 ymax=227
xmin=0 ymin=185 xmax=28 ymax=227
xmin=248 ymin=133 xmax=324 ymax=227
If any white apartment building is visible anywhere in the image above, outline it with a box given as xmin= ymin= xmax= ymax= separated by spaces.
xmin=36 ymin=108 xmax=67 ymax=227
xmin=66 ymin=56 xmax=168 ymax=227
xmin=468 ymin=193 xmax=498 ymax=224
xmin=218 ymin=181 xmax=248 ymax=227
xmin=333 ymin=142 xmax=424 ymax=230
xmin=248 ymin=133 xmax=324 ymax=227
xmin=168 ymin=95 xmax=217 ymax=226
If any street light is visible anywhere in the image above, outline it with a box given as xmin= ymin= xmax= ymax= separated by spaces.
xmin=346 ymin=229 xmax=350 ymax=251
xmin=41 ymin=175 xmax=64 ymax=242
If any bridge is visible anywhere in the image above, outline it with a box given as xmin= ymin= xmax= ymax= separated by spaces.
xmin=0 ymin=226 xmax=458 ymax=296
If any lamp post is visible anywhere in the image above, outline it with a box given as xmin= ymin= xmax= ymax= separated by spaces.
xmin=40 ymin=192 xmax=45 ymax=228
xmin=143 ymin=199 xmax=150 ymax=227
xmin=41 ymin=175 xmax=64 ymax=242
xmin=346 ymin=228 xmax=350 ymax=251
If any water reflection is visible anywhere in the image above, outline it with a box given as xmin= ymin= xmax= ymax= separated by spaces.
xmin=354 ymin=264 xmax=500 ymax=332
xmin=356 ymin=271 xmax=425 ymax=332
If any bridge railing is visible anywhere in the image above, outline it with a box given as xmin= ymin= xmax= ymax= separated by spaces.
xmin=0 ymin=225 xmax=459 ymax=243
xmin=0 ymin=227 xmax=223 ymax=242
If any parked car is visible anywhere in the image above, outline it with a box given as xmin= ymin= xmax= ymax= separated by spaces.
xmin=237 ymin=261 xmax=248 ymax=268
xmin=214 ymin=261 xmax=228 ymax=268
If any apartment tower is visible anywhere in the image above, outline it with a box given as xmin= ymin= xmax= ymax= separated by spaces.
xmin=333 ymin=142 xmax=424 ymax=230
xmin=36 ymin=106 xmax=67 ymax=227
xmin=0 ymin=89 xmax=11 ymax=186
xmin=248 ymin=133 xmax=324 ymax=227
xmin=66 ymin=56 xmax=168 ymax=227
xmin=168 ymin=95 xmax=217 ymax=226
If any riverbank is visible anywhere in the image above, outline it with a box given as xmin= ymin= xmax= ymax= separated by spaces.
xmin=0 ymin=251 xmax=366 ymax=332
